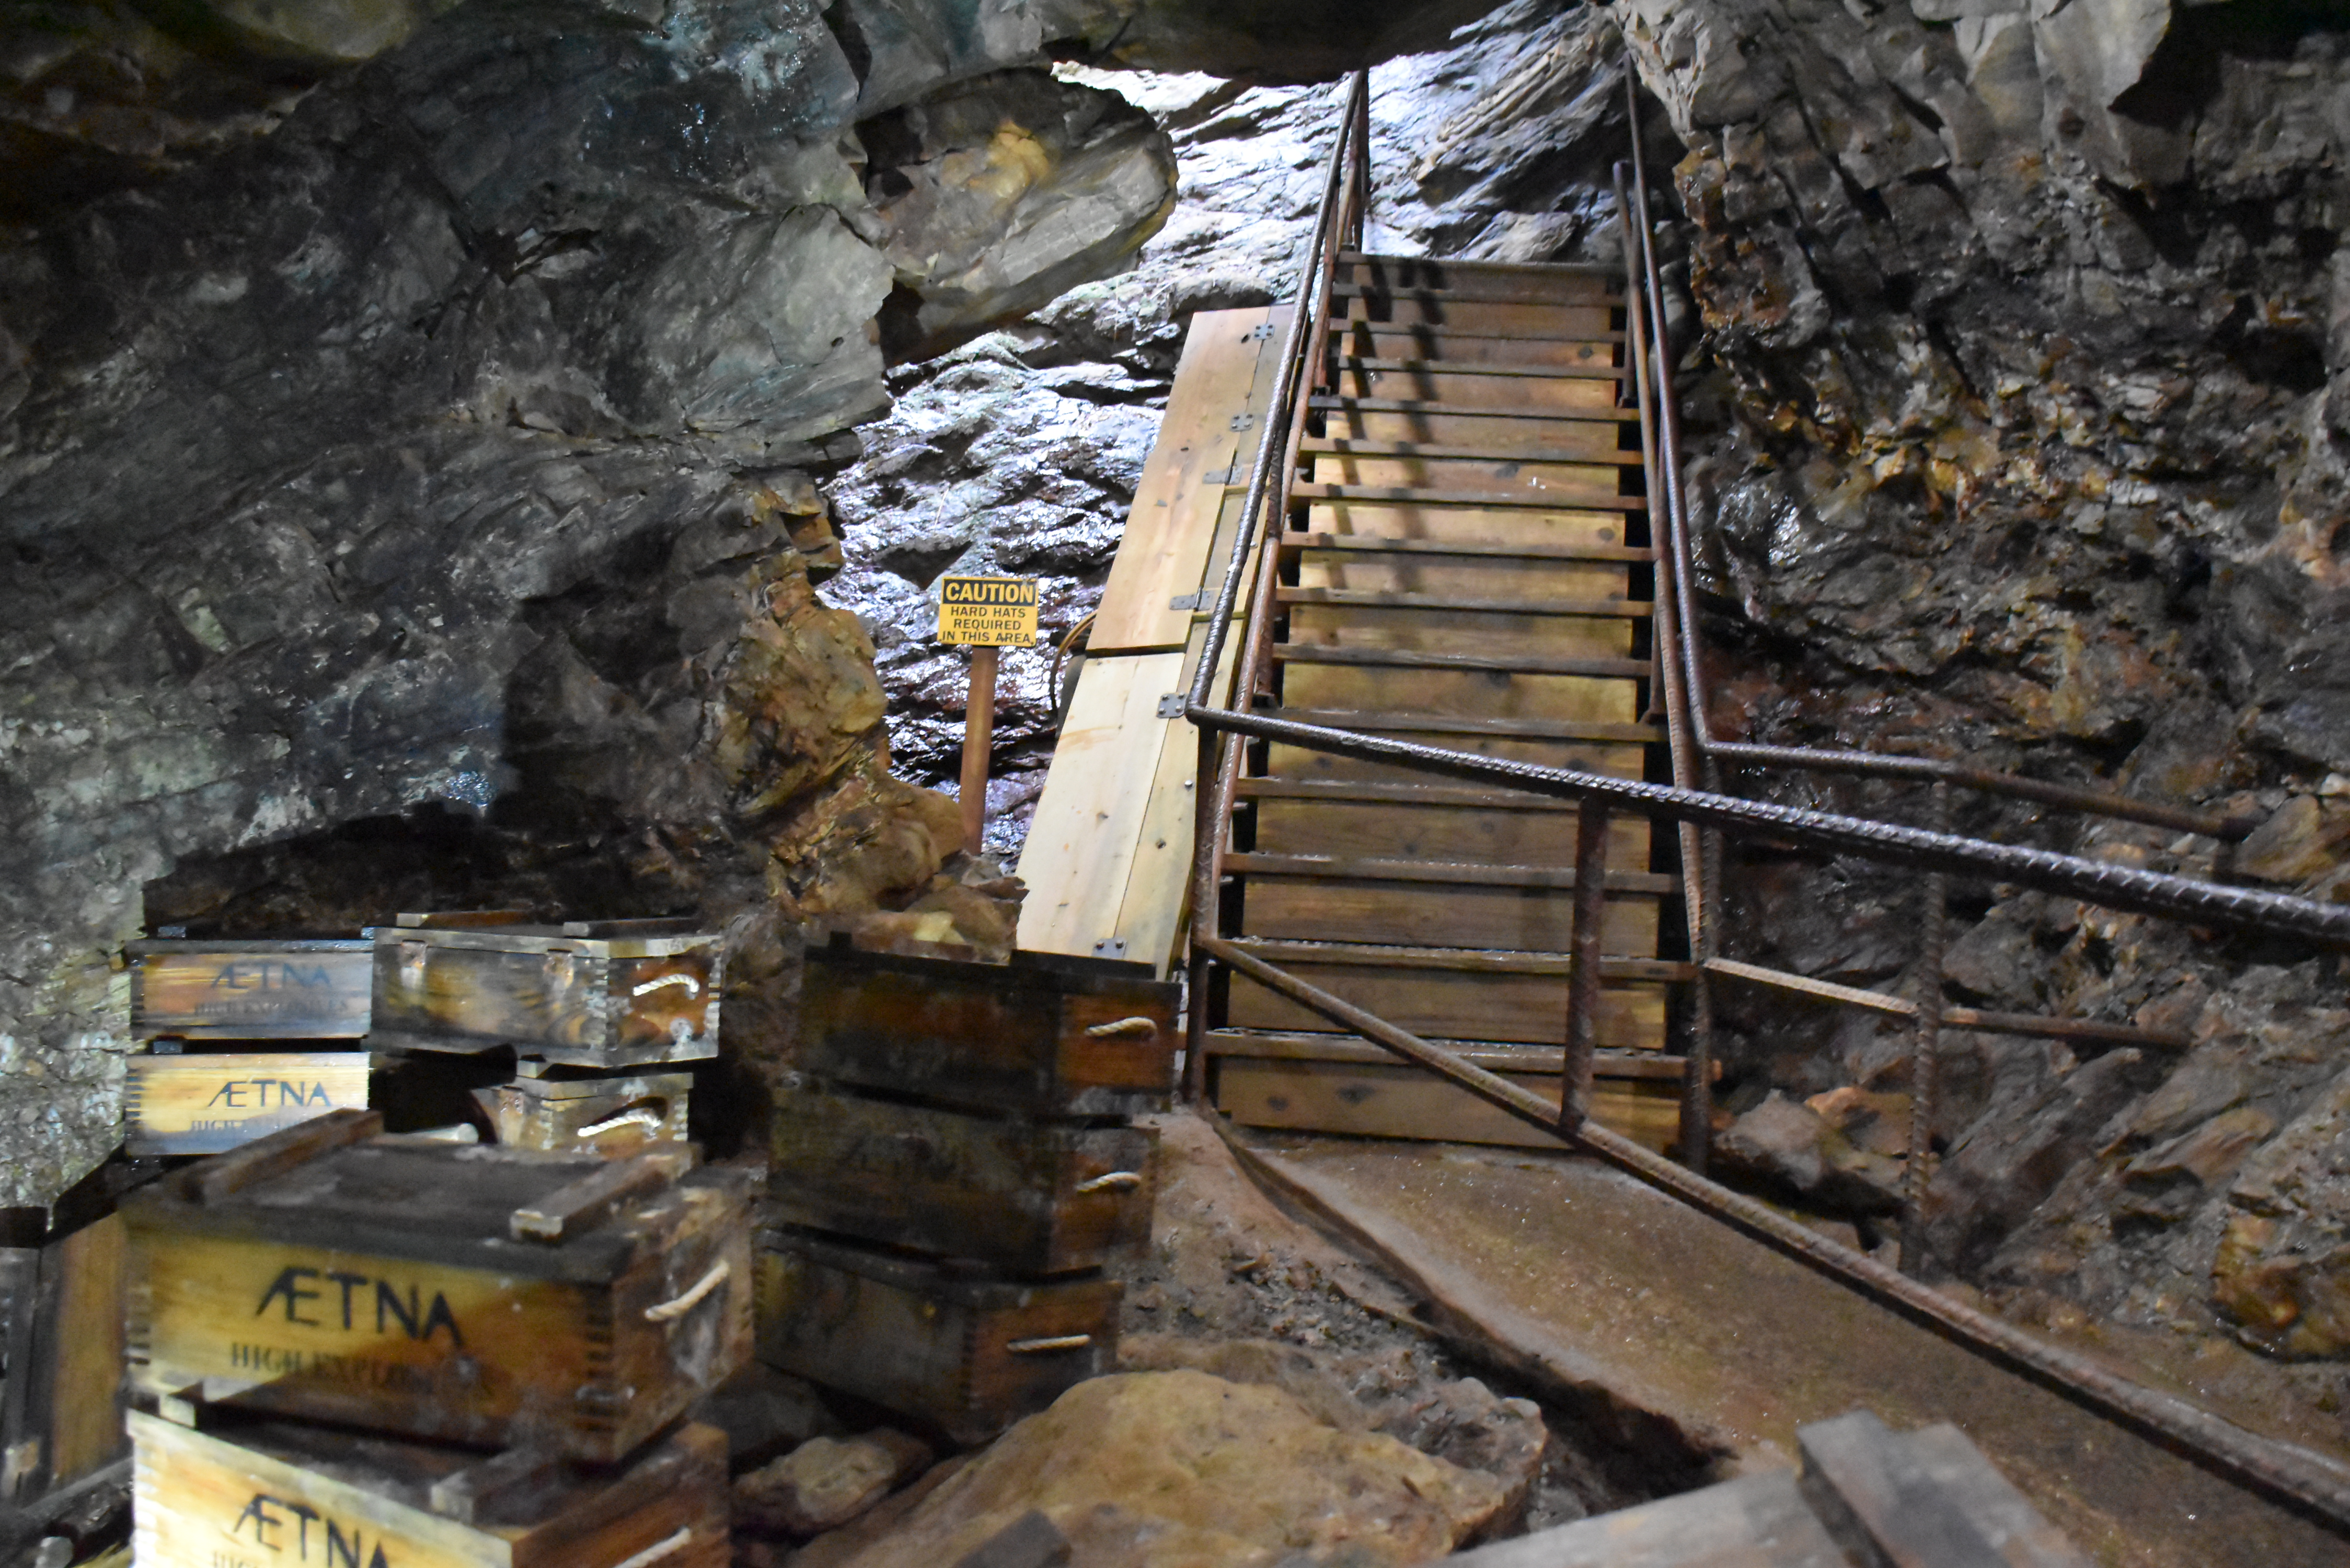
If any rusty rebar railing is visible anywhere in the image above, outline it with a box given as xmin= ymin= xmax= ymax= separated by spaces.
xmin=1176 ymin=61 xmax=2350 ymax=1531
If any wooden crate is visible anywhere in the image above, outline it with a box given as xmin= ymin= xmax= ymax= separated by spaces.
xmin=125 ymin=1052 xmax=374 ymax=1156
xmin=125 ymin=1111 xmax=752 ymax=1461
xmin=128 ymin=939 xmax=373 ymax=1041
xmin=767 ymin=1085 xmax=1155 ymax=1275
xmin=754 ymin=1229 xmax=1119 ymax=1444
xmin=130 ymin=1410 xmax=728 ymax=1568
xmin=798 ymin=936 xmax=1178 ymax=1117
xmin=371 ymin=915 xmax=722 ymax=1069
xmin=1 ymin=1213 xmax=128 ymax=1506
xmin=475 ymin=1073 xmax=692 ymax=1157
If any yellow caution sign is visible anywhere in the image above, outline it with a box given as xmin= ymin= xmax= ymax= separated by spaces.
xmin=937 ymin=574 xmax=1041 ymax=646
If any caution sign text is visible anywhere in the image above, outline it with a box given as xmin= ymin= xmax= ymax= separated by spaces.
xmin=937 ymin=575 xmax=1041 ymax=647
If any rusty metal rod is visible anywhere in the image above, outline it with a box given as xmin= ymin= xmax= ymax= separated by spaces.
xmin=1563 ymin=801 xmax=1611 ymax=1130
xmin=1182 ymin=705 xmax=2350 ymax=947
xmin=1902 ymin=781 xmax=1951 ymax=1276
xmin=1194 ymin=932 xmax=2350 ymax=1529
xmin=1704 ymin=957 xmax=2191 ymax=1049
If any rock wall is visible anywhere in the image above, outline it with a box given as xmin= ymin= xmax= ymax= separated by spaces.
xmin=1610 ymin=0 xmax=2350 ymax=1346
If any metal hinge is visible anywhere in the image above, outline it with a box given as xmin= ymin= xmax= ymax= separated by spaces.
xmin=1156 ymin=694 xmax=1187 ymax=719
xmin=1229 ymin=414 xmax=1257 ymax=433
xmin=1169 ymin=590 xmax=1208 ymax=611
xmin=1246 ymin=324 xmax=1275 ymax=341
xmin=1092 ymin=937 xmax=1129 ymax=959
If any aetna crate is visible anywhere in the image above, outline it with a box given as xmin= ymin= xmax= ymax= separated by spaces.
xmin=371 ymin=914 xmax=722 ymax=1069
xmin=125 ymin=1052 xmax=374 ymax=1156
xmin=129 ymin=939 xmax=373 ymax=1041
xmin=475 ymin=1073 xmax=692 ymax=1157
xmin=754 ymin=1228 xmax=1119 ymax=1444
xmin=767 ymin=1086 xmax=1154 ymax=1275
xmin=131 ymin=1409 xmax=729 ymax=1568
xmin=125 ymin=1111 xmax=752 ymax=1461
xmin=797 ymin=936 xmax=1179 ymax=1117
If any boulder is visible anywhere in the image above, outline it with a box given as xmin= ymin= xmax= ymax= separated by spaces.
xmin=829 ymin=1371 xmax=1510 ymax=1568
xmin=735 ymin=1431 xmax=936 ymax=1537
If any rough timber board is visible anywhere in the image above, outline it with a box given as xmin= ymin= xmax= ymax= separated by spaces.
xmin=1344 ymin=298 xmax=1599 ymax=335
xmin=1296 ymin=546 xmax=1628 ymax=602
xmin=1262 ymin=736 xmax=1646 ymax=787
xmin=1327 ymin=406 xmax=1634 ymax=453
xmin=1300 ymin=503 xmax=1634 ymax=551
xmin=1330 ymin=320 xmax=1619 ymax=359
xmin=1089 ymin=306 xmax=1281 ymax=653
xmin=125 ymin=1052 xmax=374 ymax=1156
xmin=1239 ymin=878 xmax=1660 ymax=954
xmin=1251 ymin=795 xmax=1650 ymax=864
xmin=1284 ymin=602 xmax=1634 ymax=658
xmin=1332 ymin=365 xmax=1620 ymax=412
xmin=1277 ymin=662 xmax=1640 ymax=723
xmin=1108 ymin=618 xmax=1237 ymax=975
xmin=1308 ymin=454 xmax=1625 ymax=503
xmin=1441 ymin=1467 xmax=1853 ymax=1567
xmin=1015 ymin=651 xmax=1184 ymax=958
xmin=1213 ymin=1058 xmax=1678 ymax=1151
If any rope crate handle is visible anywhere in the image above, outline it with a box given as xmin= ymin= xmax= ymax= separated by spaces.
xmin=1074 ymin=1171 xmax=1143 ymax=1192
xmin=1086 ymin=1017 xmax=1158 ymax=1038
xmin=615 ymin=1527 xmax=694 ymax=1568
xmin=581 ymin=1106 xmax=667 ymax=1138
xmin=646 ymin=1260 xmax=730 ymax=1322
xmin=1006 ymin=1334 xmax=1093 ymax=1354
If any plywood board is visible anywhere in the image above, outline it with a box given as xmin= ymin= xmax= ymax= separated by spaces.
xmin=1106 ymin=619 xmax=1238 ymax=975
xmin=1015 ymin=651 xmax=1185 ymax=957
xmin=1214 ymin=1058 xmax=1678 ymax=1151
xmin=1089 ymin=307 xmax=1281 ymax=653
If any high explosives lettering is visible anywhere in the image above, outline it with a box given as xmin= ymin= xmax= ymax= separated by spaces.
xmin=936 ymin=575 xmax=1041 ymax=647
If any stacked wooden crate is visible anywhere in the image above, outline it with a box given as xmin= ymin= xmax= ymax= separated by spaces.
xmin=123 ymin=1109 xmax=752 ymax=1566
xmin=124 ymin=935 xmax=376 ymax=1156
xmin=756 ymin=932 xmax=1179 ymax=1443
xmin=368 ymin=911 xmax=721 ymax=1157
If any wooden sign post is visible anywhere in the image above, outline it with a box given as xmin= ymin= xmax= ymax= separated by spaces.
xmin=937 ymin=575 xmax=1040 ymax=855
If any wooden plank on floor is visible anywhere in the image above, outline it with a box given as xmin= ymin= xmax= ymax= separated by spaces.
xmin=1089 ymin=306 xmax=1279 ymax=653
xmin=1239 ymin=877 xmax=1661 ymax=954
xmin=1013 ymin=651 xmax=1184 ymax=955
xmin=1213 ymin=1058 xmax=1679 ymax=1151
xmin=1224 ymin=969 xmax=1669 ymax=1048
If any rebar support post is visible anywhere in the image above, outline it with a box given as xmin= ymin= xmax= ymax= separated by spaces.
xmin=1901 ymin=780 xmax=1951 ymax=1275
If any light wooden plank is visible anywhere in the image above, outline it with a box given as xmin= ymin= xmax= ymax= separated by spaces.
xmin=1013 ymin=651 xmax=1184 ymax=955
xmin=1324 ymin=407 xmax=1635 ymax=453
xmin=1089 ymin=307 xmax=1278 ymax=653
xmin=1206 ymin=1033 xmax=1685 ymax=1073
xmin=1299 ymin=505 xmax=1635 ymax=550
xmin=1239 ymin=878 xmax=1661 ymax=954
xmin=1345 ymin=298 xmax=1612 ymax=335
xmin=1213 ymin=1058 xmax=1679 ymax=1151
xmin=1284 ymin=603 xmax=1635 ymax=659
xmin=1262 ymin=735 xmax=1646 ymax=787
xmin=1308 ymin=454 xmax=1626 ymax=504
xmin=1224 ymin=969 xmax=1668 ymax=1048
xmin=1251 ymin=797 xmax=1650 ymax=864
xmin=1110 ymin=618 xmax=1244 ymax=976
xmin=1278 ymin=663 xmax=1639 ymax=723
xmin=1327 ymin=323 xmax=1622 ymax=363
xmin=1338 ymin=257 xmax=1622 ymax=296
xmin=1295 ymin=548 xmax=1628 ymax=603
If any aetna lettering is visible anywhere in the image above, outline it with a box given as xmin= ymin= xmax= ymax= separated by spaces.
xmin=208 ymin=961 xmax=335 ymax=991
xmin=204 ymin=1079 xmax=338 ymax=1109
xmin=232 ymin=1491 xmax=391 ymax=1567
xmin=254 ymin=1267 xmax=464 ymax=1346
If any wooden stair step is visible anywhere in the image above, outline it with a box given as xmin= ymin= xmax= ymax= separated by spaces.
xmin=1278 ymin=587 xmax=1651 ymax=616
xmin=1312 ymin=395 xmax=1639 ymax=418
xmin=1205 ymin=1031 xmax=1686 ymax=1076
xmin=1292 ymin=485 xmax=1643 ymax=512
xmin=1260 ymin=708 xmax=1663 ymax=742
xmin=1238 ymin=777 xmax=1587 ymax=809
xmin=1225 ymin=852 xmax=1676 ymax=895
xmin=1331 ymin=356 xmax=1625 ymax=381
xmin=1220 ymin=938 xmax=1691 ymax=983
xmin=1212 ymin=1054 xmax=1677 ymax=1151
xmin=1269 ymin=644 xmax=1652 ymax=678
xmin=1332 ymin=282 xmax=1626 ymax=307
xmin=1340 ymin=251 xmax=1622 ymax=280
xmin=1326 ymin=320 xmax=1627 ymax=345
xmin=1300 ymin=437 xmax=1642 ymax=467
xmin=1284 ymin=533 xmax=1652 ymax=562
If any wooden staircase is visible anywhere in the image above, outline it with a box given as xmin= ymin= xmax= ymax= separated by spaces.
xmin=1203 ymin=252 xmax=1695 ymax=1151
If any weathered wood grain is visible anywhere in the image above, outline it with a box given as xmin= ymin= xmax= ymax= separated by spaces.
xmin=130 ymin=1411 xmax=729 ymax=1568
xmin=754 ymin=1230 xmax=1120 ymax=1444
xmin=1 ymin=1214 xmax=129 ymax=1507
xmin=129 ymin=940 xmax=373 ymax=1041
xmin=126 ymin=1127 xmax=752 ymax=1460
xmin=1213 ymin=1057 xmax=1681 ymax=1152
xmin=798 ymin=939 xmax=1179 ymax=1117
xmin=125 ymin=1053 xmax=374 ymax=1157
xmin=1225 ymin=965 xmax=1668 ymax=1048
xmin=476 ymin=1073 xmax=691 ymax=1158
xmin=370 ymin=921 xmax=722 ymax=1068
xmin=767 ymin=1086 xmax=1155 ymax=1275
